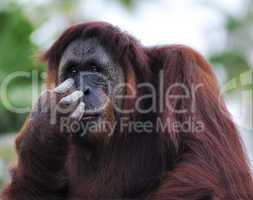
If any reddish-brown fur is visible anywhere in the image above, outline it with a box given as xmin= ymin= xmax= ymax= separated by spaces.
xmin=2 ymin=22 xmax=253 ymax=199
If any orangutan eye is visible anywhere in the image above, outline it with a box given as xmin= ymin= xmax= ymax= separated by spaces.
xmin=69 ymin=66 xmax=79 ymax=75
xmin=63 ymin=65 xmax=79 ymax=79
xmin=91 ymin=65 xmax=97 ymax=72
xmin=87 ymin=64 xmax=102 ymax=73
xmin=71 ymin=68 xmax=78 ymax=74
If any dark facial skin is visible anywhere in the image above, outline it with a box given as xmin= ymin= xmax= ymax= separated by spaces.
xmin=58 ymin=38 xmax=125 ymax=142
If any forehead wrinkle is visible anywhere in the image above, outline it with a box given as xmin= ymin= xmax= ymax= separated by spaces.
xmin=59 ymin=38 xmax=112 ymax=69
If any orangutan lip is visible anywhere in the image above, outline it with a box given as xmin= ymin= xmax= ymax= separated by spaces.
xmin=82 ymin=111 xmax=101 ymax=116
xmin=82 ymin=116 xmax=98 ymax=120
xmin=81 ymin=111 xmax=101 ymax=119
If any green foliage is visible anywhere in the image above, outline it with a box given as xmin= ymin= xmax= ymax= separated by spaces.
xmin=0 ymin=138 xmax=16 ymax=189
xmin=226 ymin=16 xmax=241 ymax=32
xmin=210 ymin=50 xmax=250 ymax=79
xmin=0 ymin=4 xmax=42 ymax=134
xmin=0 ymin=6 xmax=36 ymax=73
xmin=121 ymin=0 xmax=134 ymax=8
xmin=209 ymin=2 xmax=253 ymax=85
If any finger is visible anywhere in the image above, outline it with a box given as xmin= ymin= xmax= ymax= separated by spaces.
xmin=32 ymin=90 xmax=50 ymax=114
xmin=59 ymin=90 xmax=84 ymax=105
xmin=54 ymin=78 xmax=75 ymax=94
xmin=70 ymin=102 xmax=85 ymax=121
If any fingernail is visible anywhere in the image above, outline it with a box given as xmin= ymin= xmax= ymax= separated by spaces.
xmin=70 ymin=102 xmax=85 ymax=120
xmin=60 ymin=91 xmax=83 ymax=104
xmin=54 ymin=78 xmax=74 ymax=93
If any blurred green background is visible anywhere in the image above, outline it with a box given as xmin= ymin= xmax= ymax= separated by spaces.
xmin=0 ymin=0 xmax=252 ymax=189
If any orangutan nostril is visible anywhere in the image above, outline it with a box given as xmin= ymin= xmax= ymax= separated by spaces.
xmin=83 ymin=86 xmax=91 ymax=95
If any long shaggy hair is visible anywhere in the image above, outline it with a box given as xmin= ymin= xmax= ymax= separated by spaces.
xmin=2 ymin=22 xmax=253 ymax=200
